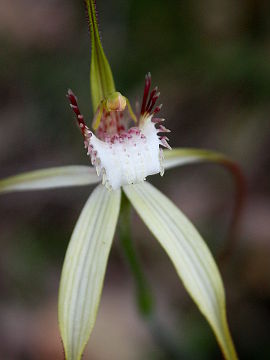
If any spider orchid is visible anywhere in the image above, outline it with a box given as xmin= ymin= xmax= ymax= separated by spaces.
xmin=67 ymin=73 xmax=167 ymax=191
xmin=0 ymin=1 xmax=241 ymax=359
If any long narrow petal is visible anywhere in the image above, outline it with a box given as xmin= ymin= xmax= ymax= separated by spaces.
xmin=58 ymin=184 xmax=121 ymax=360
xmin=163 ymin=147 xmax=245 ymax=261
xmin=85 ymin=0 xmax=116 ymax=111
xmin=163 ymin=148 xmax=232 ymax=170
xmin=0 ymin=166 xmax=100 ymax=194
xmin=123 ymin=182 xmax=237 ymax=360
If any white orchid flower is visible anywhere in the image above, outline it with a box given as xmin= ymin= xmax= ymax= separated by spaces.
xmin=0 ymin=1 xmax=242 ymax=359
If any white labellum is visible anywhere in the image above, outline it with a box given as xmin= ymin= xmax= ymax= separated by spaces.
xmin=88 ymin=117 xmax=163 ymax=190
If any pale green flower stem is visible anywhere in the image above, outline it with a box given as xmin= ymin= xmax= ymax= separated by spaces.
xmin=119 ymin=192 xmax=185 ymax=359
xmin=119 ymin=192 xmax=154 ymax=318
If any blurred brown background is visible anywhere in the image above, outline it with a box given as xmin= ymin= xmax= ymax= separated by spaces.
xmin=0 ymin=0 xmax=270 ymax=359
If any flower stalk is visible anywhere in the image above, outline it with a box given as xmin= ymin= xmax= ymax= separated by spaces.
xmin=119 ymin=193 xmax=186 ymax=359
xmin=119 ymin=192 xmax=154 ymax=318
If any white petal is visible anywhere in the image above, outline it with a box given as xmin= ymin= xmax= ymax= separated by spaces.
xmin=163 ymin=148 xmax=229 ymax=170
xmin=0 ymin=166 xmax=100 ymax=193
xmin=58 ymin=184 xmax=121 ymax=360
xmin=123 ymin=182 xmax=237 ymax=360
xmin=88 ymin=117 xmax=162 ymax=190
